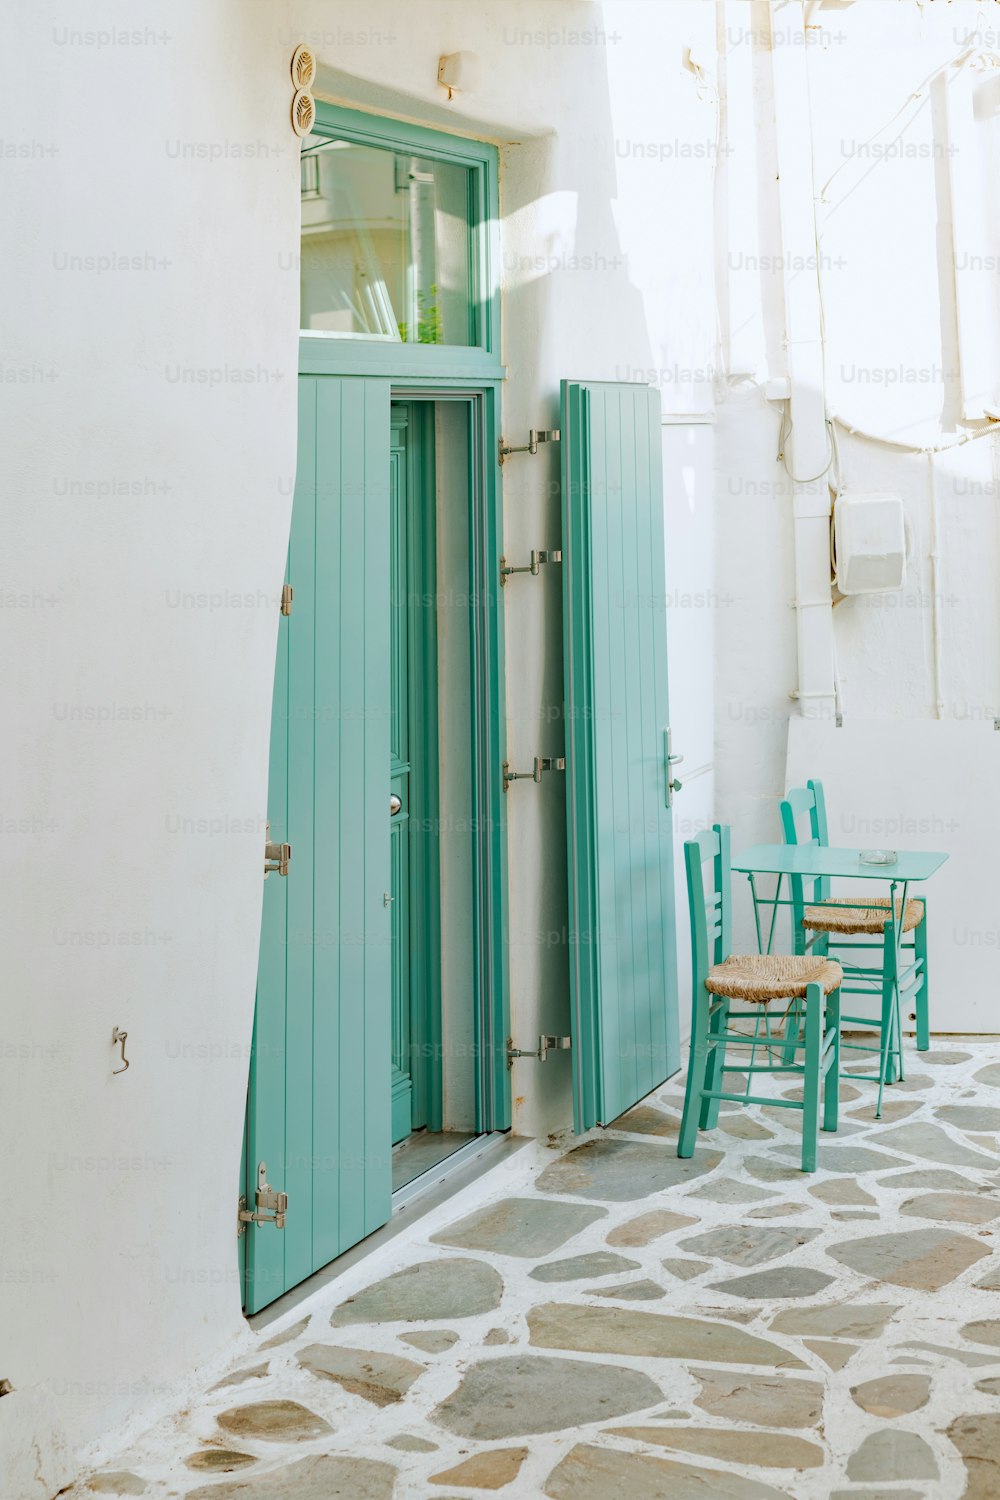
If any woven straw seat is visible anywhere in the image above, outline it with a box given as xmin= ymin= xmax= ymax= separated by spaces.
xmin=803 ymin=895 xmax=924 ymax=935
xmin=705 ymin=953 xmax=843 ymax=1003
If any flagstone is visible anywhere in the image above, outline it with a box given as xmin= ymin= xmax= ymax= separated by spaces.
xmin=830 ymin=1493 xmax=923 ymax=1500
xmin=331 ymin=1258 xmax=503 ymax=1325
xmin=608 ymin=1104 xmax=679 ymax=1136
xmin=529 ymin=1251 xmax=640 ymax=1282
xmin=877 ymin=1168 xmax=982 ymax=1191
xmin=826 ymin=1226 xmax=990 ymax=1289
xmin=386 ymin=1434 xmax=439 ymax=1452
xmin=588 ymin=1278 xmax=666 ymax=1300
xmin=808 ymin=1179 xmax=876 ymax=1206
xmin=710 ymin=1266 xmax=833 ymax=1299
xmin=850 ymin=1373 xmax=931 ymax=1417
xmin=892 ymin=1073 xmax=936 ymax=1091
xmin=685 ymin=1176 xmax=775 ymax=1204
xmin=960 ymin=1320 xmax=1000 ymax=1348
xmin=741 ymin=1157 xmax=805 ymax=1185
xmin=429 ymin=1446 xmax=528 ymax=1489
xmin=974 ymin=1063 xmax=1000 ymax=1089
xmin=922 ymin=1050 xmax=972 ymax=1065
xmin=400 ymin=1330 xmax=459 ymax=1354
xmin=718 ymin=1114 xmax=775 ymax=1140
xmin=784 ymin=1081 xmax=861 ymax=1102
xmin=535 ymin=1138 xmax=723 ymax=1200
xmin=846 ymin=1429 xmax=939 ymax=1481
xmin=431 ymin=1199 xmax=606 ymax=1257
xmin=610 ymin=1425 xmax=824 ymax=1468
xmin=691 ymin=1368 xmax=824 ymax=1427
xmin=85 ymin=1476 xmax=146 ymax=1496
xmin=935 ymin=1105 xmax=1000 ymax=1132
xmin=296 ymin=1344 xmax=424 ymax=1406
xmin=770 ymin=1303 xmax=899 ymax=1339
xmin=846 ymin=1098 xmax=922 ymax=1123
xmin=775 ymin=1144 xmax=907 ymax=1173
xmin=661 ymin=1257 xmax=711 ymax=1280
xmin=606 ymin=1209 xmax=698 ymax=1246
xmin=974 ymin=1377 xmax=1000 ymax=1395
xmin=212 ymin=1364 xmax=270 ymax=1391
xmin=216 ymin=1401 xmax=331 ymax=1443
xmin=975 ymin=1264 xmax=1000 ymax=1290
xmin=187 ymin=1455 xmax=397 ymax=1500
xmin=897 ymin=1342 xmax=1000 ymax=1368
xmin=803 ymin=1339 xmax=858 ymax=1370
xmin=542 ymin=1444 xmax=791 ymax=1499
xmin=185 ymin=1452 xmax=257 ymax=1472
xmin=946 ymin=1413 xmax=1000 ymax=1500
xmin=483 ymin=1328 xmax=511 ymax=1345
xmin=432 ymin=1353 xmax=661 ymax=1438
xmin=900 ymin=1192 xmax=997 ymax=1225
xmin=746 ymin=1202 xmax=801 ymax=1218
xmin=259 ymin=1317 xmax=309 ymax=1351
xmin=679 ymin=1223 xmax=821 ymax=1267
xmin=869 ymin=1122 xmax=996 ymax=1168
xmin=528 ymin=1301 xmax=806 ymax=1367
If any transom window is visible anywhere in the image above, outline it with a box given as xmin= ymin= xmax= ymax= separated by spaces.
xmin=299 ymin=105 xmax=496 ymax=352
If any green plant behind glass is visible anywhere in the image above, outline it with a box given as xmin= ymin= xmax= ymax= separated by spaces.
xmin=399 ymin=284 xmax=443 ymax=344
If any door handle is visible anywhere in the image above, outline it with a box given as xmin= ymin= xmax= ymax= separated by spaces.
xmin=390 ymin=794 xmax=402 ymax=816
xmin=664 ymin=729 xmax=683 ymax=808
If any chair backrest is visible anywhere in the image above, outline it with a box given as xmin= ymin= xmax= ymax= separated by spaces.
xmin=780 ymin=778 xmax=830 ymax=907
xmin=684 ymin=824 xmax=732 ymax=994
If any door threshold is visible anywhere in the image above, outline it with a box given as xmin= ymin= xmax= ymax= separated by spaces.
xmin=391 ymin=1130 xmax=504 ymax=1207
xmin=246 ymin=1131 xmax=527 ymax=1332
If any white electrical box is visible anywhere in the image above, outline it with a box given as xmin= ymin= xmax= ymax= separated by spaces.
xmin=834 ymin=492 xmax=906 ymax=595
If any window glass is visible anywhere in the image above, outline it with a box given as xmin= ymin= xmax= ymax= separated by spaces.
xmin=300 ymin=135 xmax=475 ymax=344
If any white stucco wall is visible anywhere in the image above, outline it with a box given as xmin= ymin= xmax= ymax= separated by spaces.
xmin=2 ymin=1 xmax=718 ymax=1486
xmin=714 ymin=0 xmax=1000 ymax=991
xmin=1 ymin=1 xmax=299 ymax=1487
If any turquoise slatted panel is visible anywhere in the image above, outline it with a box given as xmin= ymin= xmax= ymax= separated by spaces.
xmin=359 ymin=382 xmax=392 ymax=1233
xmin=244 ymin=375 xmax=391 ymax=1312
xmin=561 ymin=380 xmax=680 ymax=1132
xmin=312 ymin=377 xmax=344 ymax=1269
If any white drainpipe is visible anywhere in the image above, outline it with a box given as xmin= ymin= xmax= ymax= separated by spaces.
xmin=768 ymin=0 xmax=836 ymax=720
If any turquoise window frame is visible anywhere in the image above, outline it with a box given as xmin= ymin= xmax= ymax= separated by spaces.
xmin=302 ymin=102 xmax=502 ymax=377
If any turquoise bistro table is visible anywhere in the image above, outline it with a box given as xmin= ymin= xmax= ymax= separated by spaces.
xmin=731 ymin=845 xmax=948 ymax=1115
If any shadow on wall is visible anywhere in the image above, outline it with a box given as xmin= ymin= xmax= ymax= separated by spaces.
xmin=497 ymin=2 xmax=662 ymax=1133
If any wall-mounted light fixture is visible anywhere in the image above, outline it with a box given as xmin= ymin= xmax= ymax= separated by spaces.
xmin=438 ymin=51 xmax=480 ymax=102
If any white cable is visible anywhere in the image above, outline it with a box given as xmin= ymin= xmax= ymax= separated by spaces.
xmin=926 ymin=452 xmax=945 ymax=720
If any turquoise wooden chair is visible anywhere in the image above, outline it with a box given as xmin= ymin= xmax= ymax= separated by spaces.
xmin=780 ymin=779 xmax=928 ymax=1103
xmin=677 ymin=825 xmax=842 ymax=1173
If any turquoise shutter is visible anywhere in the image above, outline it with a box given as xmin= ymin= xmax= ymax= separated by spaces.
xmin=245 ymin=375 xmax=392 ymax=1312
xmin=560 ymin=380 xmax=680 ymax=1131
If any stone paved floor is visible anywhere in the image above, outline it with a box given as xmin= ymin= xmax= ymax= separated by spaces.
xmin=73 ymin=1044 xmax=1000 ymax=1499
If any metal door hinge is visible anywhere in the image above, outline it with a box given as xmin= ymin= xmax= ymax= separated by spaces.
xmin=264 ymin=819 xmax=292 ymax=876
xmin=498 ymin=428 xmax=560 ymax=466
xmin=238 ymin=1161 xmax=288 ymax=1235
xmin=503 ymin=756 xmax=565 ymax=792
xmin=507 ymin=1034 xmax=571 ymax=1067
xmin=280 ymin=583 xmax=294 ymax=616
xmin=500 ymin=549 xmax=562 ymax=586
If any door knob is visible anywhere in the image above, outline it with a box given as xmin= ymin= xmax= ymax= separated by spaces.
xmin=390 ymin=794 xmax=402 ymax=816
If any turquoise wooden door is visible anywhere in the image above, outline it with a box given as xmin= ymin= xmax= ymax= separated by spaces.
xmin=389 ymin=414 xmax=413 ymax=1143
xmin=244 ymin=375 xmax=392 ymax=1313
xmin=560 ymin=380 xmax=681 ymax=1132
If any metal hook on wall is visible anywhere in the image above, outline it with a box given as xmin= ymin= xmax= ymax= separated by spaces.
xmin=112 ymin=1026 xmax=129 ymax=1075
